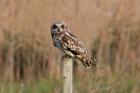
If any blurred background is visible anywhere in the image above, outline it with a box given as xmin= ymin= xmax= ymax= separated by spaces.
xmin=0 ymin=0 xmax=140 ymax=93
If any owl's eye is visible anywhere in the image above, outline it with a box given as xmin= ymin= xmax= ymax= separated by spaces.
xmin=52 ymin=25 xmax=57 ymax=29
xmin=61 ymin=25 xmax=65 ymax=29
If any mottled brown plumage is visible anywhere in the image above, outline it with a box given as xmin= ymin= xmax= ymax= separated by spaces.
xmin=51 ymin=21 xmax=96 ymax=68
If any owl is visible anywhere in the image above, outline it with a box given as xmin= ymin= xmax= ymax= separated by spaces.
xmin=50 ymin=21 xmax=96 ymax=68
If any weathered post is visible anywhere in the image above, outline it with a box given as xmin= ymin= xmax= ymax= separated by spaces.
xmin=63 ymin=55 xmax=73 ymax=93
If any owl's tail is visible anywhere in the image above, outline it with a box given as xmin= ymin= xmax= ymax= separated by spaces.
xmin=76 ymin=54 xmax=96 ymax=69
xmin=90 ymin=57 xmax=97 ymax=70
xmin=85 ymin=56 xmax=96 ymax=69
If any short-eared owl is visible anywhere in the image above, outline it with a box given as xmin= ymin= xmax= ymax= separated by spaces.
xmin=50 ymin=21 xmax=96 ymax=68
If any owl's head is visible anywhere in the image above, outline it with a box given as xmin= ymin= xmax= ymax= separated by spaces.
xmin=51 ymin=21 xmax=68 ymax=33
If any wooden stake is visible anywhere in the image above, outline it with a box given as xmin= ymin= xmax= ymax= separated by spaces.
xmin=63 ymin=55 xmax=73 ymax=93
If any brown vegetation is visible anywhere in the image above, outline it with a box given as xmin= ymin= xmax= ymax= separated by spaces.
xmin=0 ymin=0 xmax=140 ymax=93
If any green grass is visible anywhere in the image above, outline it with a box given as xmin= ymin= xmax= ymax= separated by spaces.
xmin=74 ymin=72 xmax=140 ymax=93
xmin=0 ymin=79 xmax=62 ymax=93
xmin=0 ymin=70 xmax=139 ymax=93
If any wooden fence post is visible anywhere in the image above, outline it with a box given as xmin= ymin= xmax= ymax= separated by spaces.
xmin=63 ymin=55 xmax=73 ymax=93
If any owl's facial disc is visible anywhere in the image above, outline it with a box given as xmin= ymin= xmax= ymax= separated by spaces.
xmin=51 ymin=21 xmax=67 ymax=32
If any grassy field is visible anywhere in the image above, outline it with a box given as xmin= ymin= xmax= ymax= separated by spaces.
xmin=0 ymin=0 xmax=140 ymax=93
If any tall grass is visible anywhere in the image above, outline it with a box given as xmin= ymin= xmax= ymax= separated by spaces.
xmin=0 ymin=0 xmax=140 ymax=93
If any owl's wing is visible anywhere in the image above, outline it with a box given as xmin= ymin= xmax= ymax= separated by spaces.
xmin=57 ymin=31 xmax=85 ymax=55
xmin=57 ymin=31 xmax=96 ymax=68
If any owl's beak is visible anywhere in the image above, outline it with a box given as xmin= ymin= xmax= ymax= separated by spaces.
xmin=57 ymin=28 xmax=60 ymax=32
